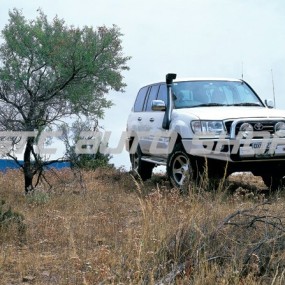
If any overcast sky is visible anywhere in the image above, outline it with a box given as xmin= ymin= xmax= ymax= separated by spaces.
xmin=1 ymin=0 xmax=285 ymax=169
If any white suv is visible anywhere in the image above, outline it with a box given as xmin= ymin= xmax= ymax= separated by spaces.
xmin=126 ymin=74 xmax=285 ymax=190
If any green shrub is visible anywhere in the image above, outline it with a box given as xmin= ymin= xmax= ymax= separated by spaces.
xmin=0 ymin=199 xmax=26 ymax=235
xmin=74 ymin=151 xmax=113 ymax=170
xmin=25 ymin=190 xmax=50 ymax=205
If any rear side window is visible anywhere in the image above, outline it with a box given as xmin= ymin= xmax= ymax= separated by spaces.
xmin=134 ymin=86 xmax=148 ymax=112
xmin=157 ymin=84 xmax=167 ymax=104
xmin=145 ymin=85 xmax=159 ymax=111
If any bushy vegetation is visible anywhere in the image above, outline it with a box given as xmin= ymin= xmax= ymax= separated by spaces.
xmin=72 ymin=151 xmax=113 ymax=171
xmin=0 ymin=168 xmax=285 ymax=284
xmin=0 ymin=198 xmax=25 ymax=242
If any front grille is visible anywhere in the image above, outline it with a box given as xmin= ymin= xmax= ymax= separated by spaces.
xmin=224 ymin=120 xmax=285 ymax=137
xmin=236 ymin=121 xmax=275 ymax=136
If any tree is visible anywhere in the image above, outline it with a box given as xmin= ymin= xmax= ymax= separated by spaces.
xmin=0 ymin=9 xmax=130 ymax=193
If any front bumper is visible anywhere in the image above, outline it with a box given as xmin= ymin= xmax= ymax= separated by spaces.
xmin=182 ymin=137 xmax=285 ymax=162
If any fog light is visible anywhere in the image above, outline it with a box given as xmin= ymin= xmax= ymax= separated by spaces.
xmin=239 ymin=123 xmax=253 ymax=138
xmin=275 ymin=122 xmax=285 ymax=137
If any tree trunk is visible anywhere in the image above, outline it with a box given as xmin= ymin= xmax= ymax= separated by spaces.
xmin=23 ymin=137 xmax=34 ymax=194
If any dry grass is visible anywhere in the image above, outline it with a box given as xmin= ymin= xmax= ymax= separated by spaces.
xmin=0 ymin=168 xmax=285 ymax=284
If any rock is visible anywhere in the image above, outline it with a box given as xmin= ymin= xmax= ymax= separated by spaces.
xmin=22 ymin=275 xmax=35 ymax=282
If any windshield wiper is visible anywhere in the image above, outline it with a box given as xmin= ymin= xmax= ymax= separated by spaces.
xmin=230 ymin=103 xmax=262 ymax=107
xmin=192 ymin=103 xmax=228 ymax=107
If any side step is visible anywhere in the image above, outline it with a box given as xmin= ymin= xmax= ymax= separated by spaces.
xmin=141 ymin=156 xmax=167 ymax=166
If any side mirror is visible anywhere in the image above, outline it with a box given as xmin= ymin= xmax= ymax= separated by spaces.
xmin=265 ymin=99 xmax=274 ymax=108
xmin=152 ymin=100 xmax=166 ymax=111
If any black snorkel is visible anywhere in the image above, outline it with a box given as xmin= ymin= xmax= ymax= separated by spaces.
xmin=162 ymin=73 xmax=177 ymax=129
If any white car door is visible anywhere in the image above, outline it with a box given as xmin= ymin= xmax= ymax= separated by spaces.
xmin=142 ymin=84 xmax=170 ymax=157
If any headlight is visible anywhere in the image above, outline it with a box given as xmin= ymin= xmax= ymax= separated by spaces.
xmin=239 ymin=123 xmax=253 ymax=138
xmin=191 ymin=120 xmax=225 ymax=136
xmin=275 ymin=122 xmax=285 ymax=137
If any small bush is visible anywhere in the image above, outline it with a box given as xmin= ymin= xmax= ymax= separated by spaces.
xmin=0 ymin=199 xmax=26 ymax=237
xmin=26 ymin=190 xmax=50 ymax=205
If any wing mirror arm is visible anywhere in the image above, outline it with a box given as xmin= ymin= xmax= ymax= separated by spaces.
xmin=265 ymin=99 xmax=274 ymax=109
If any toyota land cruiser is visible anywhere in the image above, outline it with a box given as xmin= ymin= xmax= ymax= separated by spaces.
xmin=126 ymin=73 xmax=285 ymax=190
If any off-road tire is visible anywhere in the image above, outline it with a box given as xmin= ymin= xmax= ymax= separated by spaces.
xmin=130 ymin=145 xmax=154 ymax=181
xmin=167 ymin=142 xmax=196 ymax=191
xmin=261 ymin=174 xmax=284 ymax=191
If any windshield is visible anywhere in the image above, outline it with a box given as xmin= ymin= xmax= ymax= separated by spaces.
xmin=172 ymin=80 xmax=264 ymax=109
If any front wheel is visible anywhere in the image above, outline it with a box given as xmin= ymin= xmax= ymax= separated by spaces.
xmin=167 ymin=143 xmax=196 ymax=190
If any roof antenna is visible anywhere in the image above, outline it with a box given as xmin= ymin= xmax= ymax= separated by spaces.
xmin=241 ymin=61 xmax=244 ymax=80
xmin=271 ymin=69 xmax=276 ymax=108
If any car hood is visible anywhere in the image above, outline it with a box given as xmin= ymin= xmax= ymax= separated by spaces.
xmin=175 ymin=106 xmax=285 ymax=120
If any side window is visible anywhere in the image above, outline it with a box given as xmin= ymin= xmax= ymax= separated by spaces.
xmin=145 ymin=85 xmax=159 ymax=111
xmin=157 ymin=84 xmax=167 ymax=104
xmin=134 ymin=86 xmax=148 ymax=112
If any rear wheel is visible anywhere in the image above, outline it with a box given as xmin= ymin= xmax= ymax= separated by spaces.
xmin=261 ymin=173 xmax=284 ymax=191
xmin=130 ymin=145 xmax=154 ymax=181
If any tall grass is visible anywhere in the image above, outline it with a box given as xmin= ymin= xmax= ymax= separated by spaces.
xmin=0 ymin=168 xmax=284 ymax=284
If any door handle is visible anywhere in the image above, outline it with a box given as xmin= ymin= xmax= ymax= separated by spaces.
xmin=138 ymin=117 xmax=142 ymax=121
xmin=150 ymin=118 xmax=154 ymax=122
